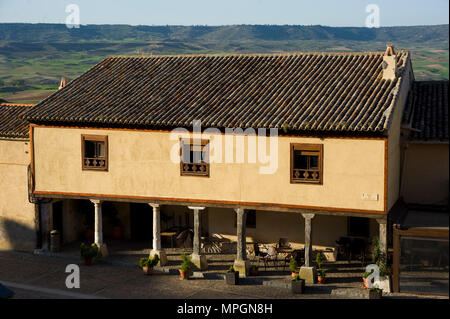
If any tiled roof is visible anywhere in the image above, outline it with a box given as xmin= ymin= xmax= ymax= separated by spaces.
xmin=0 ymin=103 xmax=34 ymax=139
xmin=24 ymin=52 xmax=409 ymax=133
xmin=403 ymin=81 xmax=448 ymax=141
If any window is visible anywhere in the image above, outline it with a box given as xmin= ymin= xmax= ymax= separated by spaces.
xmin=234 ymin=210 xmax=256 ymax=229
xmin=82 ymin=135 xmax=108 ymax=171
xmin=290 ymin=144 xmax=323 ymax=184
xmin=180 ymin=138 xmax=210 ymax=177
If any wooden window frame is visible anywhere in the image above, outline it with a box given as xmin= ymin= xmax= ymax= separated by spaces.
xmin=81 ymin=134 xmax=108 ymax=171
xmin=290 ymin=143 xmax=323 ymax=185
xmin=179 ymin=138 xmax=210 ymax=177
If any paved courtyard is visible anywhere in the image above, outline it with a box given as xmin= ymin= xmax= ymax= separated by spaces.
xmin=0 ymin=250 xmax=447 ymax=299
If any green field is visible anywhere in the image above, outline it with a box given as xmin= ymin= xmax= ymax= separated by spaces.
xmin=0 ymin=24 xmax=448 ymax=104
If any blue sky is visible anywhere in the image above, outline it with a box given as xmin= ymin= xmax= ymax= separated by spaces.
xmin=0 ymin=0 xmax=448 ymax=26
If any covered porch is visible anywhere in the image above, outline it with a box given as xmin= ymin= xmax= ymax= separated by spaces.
xmin=37 ymin=197 xmax=389 ymax=287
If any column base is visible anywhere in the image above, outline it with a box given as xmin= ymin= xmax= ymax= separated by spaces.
xmin=299 ymin=266 xmax=316 ymax=284
xmin=96 ymin=243 xmax=109 ymax=258
xmin=233 ymin=259 xmax=250 ymax=278
xmin=191 ymin=254 xmax=208 ymax=271
xmin=150 ymin=249 xmax=168 ymax=266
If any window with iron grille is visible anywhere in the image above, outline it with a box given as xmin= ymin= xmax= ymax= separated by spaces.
xmin=82 ymin=135 xmax=108 ymax=171
xmin=290 ymin=144 xmax=323 ymax=184
xmin=180 ymin=138 xmax=210 ymax=177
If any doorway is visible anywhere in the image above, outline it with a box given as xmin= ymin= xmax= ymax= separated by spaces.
xmin=130 ymin=203 xmax=153 ymax=240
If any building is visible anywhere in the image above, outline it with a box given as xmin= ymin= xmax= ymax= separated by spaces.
xmin=0 ymin=103 xmax=36 ymax=251
xmin=0 ymin=46 xmax=447 ymax=284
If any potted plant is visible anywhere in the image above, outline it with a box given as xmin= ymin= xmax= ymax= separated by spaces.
xmin=317 ymin=268 xmax=326 ymax=284
xmin=80 ymin=243 xmax=99 ymax=266
xmin=291 ymin=273 xmax=305 ymax=294
xmin=139 ymin=254 xmax=159 ymax=275
xmin=315 ymin=251 xmax=326 ymax=269
xmin=289 ymin=258 xmax=299 ymax=278
xmin=179 ymin=253 xmax=191 ymax=280
xmin=249 ymin=265 xmax=259 ymax=276
xmin=369 ymin=286 xmax=383 ymax=299
xmin=371 ymin=236 xmax=392 ymax=292
xmin=225 ymin=266 xmax=239 ymax=285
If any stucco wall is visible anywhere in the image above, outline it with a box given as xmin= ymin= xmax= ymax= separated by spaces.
xmin=32 ymin=127 xmax=386 ymax=213
xmin=401 ymin=143 xmax=449 ymax=205
xmin=0 ymin=139 xmax=36 ymax=251
xmin=386 ymin=65 xmax=413 ymax=212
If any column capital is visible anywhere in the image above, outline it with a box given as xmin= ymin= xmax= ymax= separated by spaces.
xmin=234 ymin=208 xmax=245 ymax=215
xmin=376 ymin=218 xmax=387 ymax=224
xmin=302 ymin=213 xmax=315 ymax=220
xmin=188 ymin=206 xmax=205 ymax=211
xmin=90 ymin=199 xmax=102 ymax=205
xmin=149 ymin=203 xmax=160 ymax=209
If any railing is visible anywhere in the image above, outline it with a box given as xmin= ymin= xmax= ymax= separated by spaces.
xmin=292 ymin=169 xmax=320 ymax=183
xmin=83 ymin=157 xmax=107 ymax=170
xmin=181 ymin=162 xmax=209 ymax=176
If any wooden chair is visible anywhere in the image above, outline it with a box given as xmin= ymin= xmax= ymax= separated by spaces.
xmin=262 ymin=246 xmax=279 ymax=270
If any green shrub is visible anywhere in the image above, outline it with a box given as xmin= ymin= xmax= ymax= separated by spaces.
xmin=80 ymin=243 xmax=99 ymax=260
xmin=318 ymin=268 xmax=326 ymax=278
xmin=293 ymin=273 xmax=303 ymax=281
xmin=180 ymin=253 xmax=192 ymax=271
xmin=227 ymin=266 xmax=235 ymax=273
xmin=315 ymin=251 xmax=326 ymax=269
xmin=139 ymin=254 xmax=159 ymax=268
xmin=289 ymin=258 xmax=298 ymax=273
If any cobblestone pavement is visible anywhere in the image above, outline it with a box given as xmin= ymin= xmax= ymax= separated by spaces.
xmin=0 ymin=251 xmax=446 ymax=299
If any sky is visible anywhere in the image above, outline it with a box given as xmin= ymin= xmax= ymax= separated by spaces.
xmin=0 ymin=0 xmax=448 ymax=27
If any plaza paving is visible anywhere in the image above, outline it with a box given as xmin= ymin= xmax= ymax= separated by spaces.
xmin=0 ymin=249 xmax=447 ymax=299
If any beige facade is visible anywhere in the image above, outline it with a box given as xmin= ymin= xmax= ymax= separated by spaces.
xmin=401 ymin=143 xmax=449 ymax=205
xmin=0 ymin=139 xmax=36 ymax=251
xmin=32 ymin=126 xmax=387 ymax=214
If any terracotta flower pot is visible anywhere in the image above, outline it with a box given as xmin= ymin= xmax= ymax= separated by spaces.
xmin=142 ymin=266 xmax=153 ymax=275
xmin=317 ymin=276 xmax=326 ymax=284
xmin=84 ymin=258 xmax=92 ymax=266
xmin=363 ymin=277 xmax=368 ymax=289
xmin=179 ymin=269 xmax=190 ymax=280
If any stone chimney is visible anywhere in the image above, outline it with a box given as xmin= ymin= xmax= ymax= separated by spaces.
xmin=382 ymin=44 xmax=397 ymax=80
xmin=59 ymin=77 xmax=68 ymax=90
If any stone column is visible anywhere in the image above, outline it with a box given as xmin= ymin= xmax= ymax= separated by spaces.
xmin=233 ymin=208 xmax=249 ymax=277
xmin=299 ymin=213 xmax=316 ymax=284
xmin=39 ymin=201 xmax=53 ymax=251
xmin=188 ymin=206 xmax=207 ymax=271
xmin=149 ymin=203 xmax=167 ymax=266
xmin=377 ymin=218 xmax=388 ymax=257
xmin=90 ymin=199 xmax=108 ymax=257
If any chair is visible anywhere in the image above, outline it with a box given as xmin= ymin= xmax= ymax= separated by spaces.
xmin=251 ymin=243 xmax=267 ymax=267
xmin=278 ymin=238 xmax=292 ymax=250
xmin=262 ymin=246 xmax=279 ymax=270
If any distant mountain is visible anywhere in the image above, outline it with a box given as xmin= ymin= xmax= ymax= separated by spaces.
xmin=0 ymin=23 xmax=448 ymax=43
